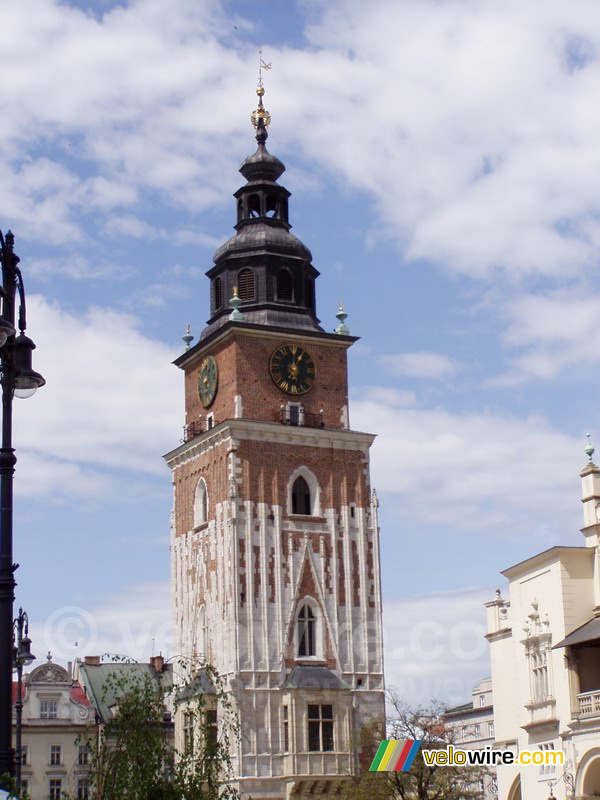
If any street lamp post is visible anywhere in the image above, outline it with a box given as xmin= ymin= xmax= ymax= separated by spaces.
xmin=13 ymin=608 xmax=35 ymax=794
xmin=0 ymin=231 xmax=45 ymax=778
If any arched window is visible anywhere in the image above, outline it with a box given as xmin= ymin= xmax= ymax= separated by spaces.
xmin=265 ymin=194 xmax=278 ymax=218
xmin=194 ymin=479 xmax=208 ymax=526
xmin=248 ymin=194 xmax=261 ymax=218
xmin=212 ymin=277 xmax=223 ymax=310
xmin=276 ymin=269 xmax=293 ymax=301
xmin=298 ymin=604 xmax=316 ymax=657
xmin=237 ymin=269 xmax=255 ymax=301
xmin=292 ymin=476 xmax=311 ymax=515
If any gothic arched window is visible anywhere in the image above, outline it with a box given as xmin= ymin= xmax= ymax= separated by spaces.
xmin=292 ymin=476 xmax=311 ymax=515
xmin=194 ymin=479 xmax=208 ymax=527
xmin=276 ymin=269 xmax=293 ymax=301
xmin=237 ymin=269 xmax=255 ymax=301
xmin=298 ymin=604 xmax=316 ymax=657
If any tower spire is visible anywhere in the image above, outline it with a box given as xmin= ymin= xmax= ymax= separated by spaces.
xmin=251 ymin=51 xmax=272 ymax=139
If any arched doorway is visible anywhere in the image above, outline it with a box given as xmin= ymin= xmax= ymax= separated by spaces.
xmin=577 ymin=749 xmax=600 ymax=798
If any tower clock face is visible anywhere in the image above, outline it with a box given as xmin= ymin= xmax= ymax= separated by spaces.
xmin=198 ymin=355 xmax=218 ymax=408
xmin=269 ymin=343 xmax=316 ymax=395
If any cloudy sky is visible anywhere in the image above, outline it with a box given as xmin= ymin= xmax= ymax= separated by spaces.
xmin=5 ymin=0 xmax=600 ymax=704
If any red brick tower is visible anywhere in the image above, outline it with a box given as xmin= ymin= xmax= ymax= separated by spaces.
xmin=165 ymin=83 xmax=385 ymax=799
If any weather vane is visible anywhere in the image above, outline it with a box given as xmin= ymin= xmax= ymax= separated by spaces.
xmin=251 ymin=50 xmax=272 ymax=130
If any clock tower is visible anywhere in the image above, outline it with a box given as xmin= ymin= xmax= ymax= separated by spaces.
xmin=165 ymin=83 xmax=385 ymax=799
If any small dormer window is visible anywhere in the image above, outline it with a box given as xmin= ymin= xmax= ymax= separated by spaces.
xmin=276 ymin=269 xmax=293 ymax=301
xmin=238 ymin=269 xmax=255 ymax=301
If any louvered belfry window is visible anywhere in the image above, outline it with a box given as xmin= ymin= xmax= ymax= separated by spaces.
xmin=213 ymin=277 xmax=223 ymax=310
xmin=276 ymin=269 xmax=293 ymax=301
xmin=238 ymin=269 xmax=255 ymax=301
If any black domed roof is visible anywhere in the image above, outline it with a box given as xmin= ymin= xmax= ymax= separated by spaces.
xmin=240 ymin=143 xmax=285 ymax=183
xmin=213 ymin=221 xmax=312 ymax=264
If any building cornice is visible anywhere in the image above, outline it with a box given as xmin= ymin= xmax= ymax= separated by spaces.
xmin=174 ymin=321 xmax=357 ymax=369
xmin=501 ymin=545 xmax=591 ymax=579
xmin=164 ymin=418 xmax=376 ymax=468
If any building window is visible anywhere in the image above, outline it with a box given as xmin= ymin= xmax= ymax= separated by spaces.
xmin=532 ymin=649 xmax=549 ymax=703
xmin=298 ymin=604 xmax=316 ymax=657
xmin=539 ymin=742 xmax=556 ymax=776
xmin=19 ymin=744 xmax=28 ymax=766
xmin=473 ymin=724 xmax=480 ymax=739
xmin=40 ymin=699 xmax=58 ymax=719
xmin=194 ymin=479 xmax=208 ymax=527
xmin=292 ymin=476 xmax=311 ymax=515
xmin=237 ymin=268 xmax=255 ymax=301
xmin=50 ymin=744 xmax=62 ymax=766
xmin=308 ymin=704 xmax=334 ymax=752
xmin=282 ymin=705 xmax=289 ymax=752
xmin=479 ymin=694 xmax=486 ymax=707
xmin=183 ymin=710 xmax=194 ymax=755
xmin=212 ymin=277 xmax=223 ymax=310
xmin=266 ymin=194 xmax=279 ymax=218
xmin=488 ymin=721 xmax=494 ymax=739
xmin=276 ymin=269 xmax=293 ymax=301
xmin=247 ymin=194 xmax=260 ymax=218
xmin=206 ymin=709 xmax=217 ymax=756
xmin=49 ymin=779 xmax=62 ymax=800
xmin=20 ymin=780 xmax=28 ymax=797
xmin=77 ymin=779 xmax=90 ymax=800
xmin=78 ymin=744 xmax=89 ymax=766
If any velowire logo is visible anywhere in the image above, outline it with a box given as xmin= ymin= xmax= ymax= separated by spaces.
xmin=369 ymin=739 xmax=422 ymax=772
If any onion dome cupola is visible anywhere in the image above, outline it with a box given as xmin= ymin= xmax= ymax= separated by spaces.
xmin=202 ymin=83 xmax=322 ymax=340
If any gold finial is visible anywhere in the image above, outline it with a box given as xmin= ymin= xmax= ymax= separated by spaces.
xmin=233 ymin=286 xmax=239 ymax=298
xmin=251 ymin=50 xmax=272 ymax=130
xmin=339 ymin=302 xmax=344 ymax=312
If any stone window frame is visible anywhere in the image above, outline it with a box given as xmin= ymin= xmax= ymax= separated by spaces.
xmin=287 ymin=467 xmax=320 ymax=517
xmin=193 ymin=477 xmax=209 ymax=528
xmin=295 ymin=596 xmax=322 ymax=661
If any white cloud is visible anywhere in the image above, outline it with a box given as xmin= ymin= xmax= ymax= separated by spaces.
xmin=383 ymin=588 xmax=491 ymax=707
xmin=285 ymin=0 xmax=600 ymax=279
xmin=492 ymin=289 xmax=600 ymax=383
xmin=12 ymin=295 xmax=181 ymax=499
xmin=1 ymin=0 xmax=600 ymax=282
xmin=352 ymin=388 xmax=582 ymax=540
xmin=31 ymin=580 xmax=173 ymax=664
xmin=379 ymin=351 xmax=458 ymax=379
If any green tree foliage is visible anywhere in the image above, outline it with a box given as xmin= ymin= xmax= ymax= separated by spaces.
xmin=79 ymin=659 xmax=239 ymax=800
xmin=344 ymin=691 xmax=490 ymax=800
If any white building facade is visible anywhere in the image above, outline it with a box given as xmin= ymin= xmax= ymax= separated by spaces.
xmin=486 ymin=454 xmax=600 ymax=799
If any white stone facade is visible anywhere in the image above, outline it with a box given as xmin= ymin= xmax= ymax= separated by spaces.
xmin=167 ymin=418 xmax=386 ymax=799
xmin=486 ymin=458 xmax=600 ymax=799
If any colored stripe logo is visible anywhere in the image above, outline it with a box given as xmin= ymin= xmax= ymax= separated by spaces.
xmin=369 ymin=739 xmax=422 ymax=772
